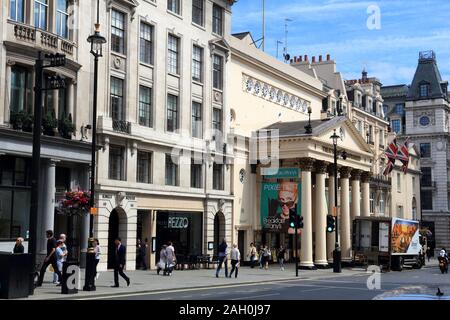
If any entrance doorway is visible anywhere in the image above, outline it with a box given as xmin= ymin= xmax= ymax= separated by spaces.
xmin=213 ymin=212 xmax=225 ymax=256
xmin=107 ymin=207 xmax=127 ymax=269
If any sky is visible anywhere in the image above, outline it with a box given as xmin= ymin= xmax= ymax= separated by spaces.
xmin=231 ymin=0 xmax=450 ymax=86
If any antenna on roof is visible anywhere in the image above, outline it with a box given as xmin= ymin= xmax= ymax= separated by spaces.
xmin=283 ymin=18 xmax=293 ymax=63
xmin=276 ymin=40 xmax=283 ymax=59
xmin=250 ymin=0 xmax=266 ymax=51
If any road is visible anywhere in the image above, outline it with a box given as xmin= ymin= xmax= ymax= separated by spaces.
xmin=77 ymin=264 xmax=450 ymax=300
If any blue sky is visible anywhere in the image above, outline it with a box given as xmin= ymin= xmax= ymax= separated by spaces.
xmin=231 ymin=0 xmax=450 ymax=86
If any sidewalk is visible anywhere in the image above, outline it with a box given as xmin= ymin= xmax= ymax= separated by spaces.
xmin=22 ymin=263 xmax=368 ymax=300
xmin=20 ymin=258 xmax=440 ymax=300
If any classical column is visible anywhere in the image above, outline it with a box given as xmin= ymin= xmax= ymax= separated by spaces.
xmin=351 ymin=170 xmax=362 ymax=221
xmin=41 ymin=160 xmax=56 ymax=251
xmin=340 ymin=166 xmax=352 ymax=262
xmin=299 ymin=158 xmax=315 ymax=268
xmin=361 ymin=172 xmax=371 ymax=217
xmin=314 ymin=161 xmax=328 ymax=266
xmin=327 ymin=165 xmax=335 ymax=262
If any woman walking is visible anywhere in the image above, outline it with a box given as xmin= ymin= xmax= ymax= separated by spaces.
xmin=261 ymin=246 xmax=270 ymax=270
xmin=229 ymin=244 xmax=241 ymax=278
xmin=94 ymin=239 xmax=101 ymax=280
xmin=277 ymin=245 xmax=286 ymax=271
xmin=157 ymin=245 xmax=167 ymax=275
xmin=248 ymin=243 xmax=257 ymax=268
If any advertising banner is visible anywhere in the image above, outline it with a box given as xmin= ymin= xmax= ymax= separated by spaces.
xmin=261 ymin=167 xmax=299 ymax=179
xmin=391 ymin=218 xmax=420 ymax=255
xmin=260 ymin=182 xmax=301 ymax=232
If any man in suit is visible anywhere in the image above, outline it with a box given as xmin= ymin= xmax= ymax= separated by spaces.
xmin=111 ymin=237 xmax=131 ymax=288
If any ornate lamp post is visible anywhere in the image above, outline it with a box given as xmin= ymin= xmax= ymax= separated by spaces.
xmin=84 ymin=0 xmax=106 ymax=292
xmin=330 ymin=129 xmax=342 ymax=273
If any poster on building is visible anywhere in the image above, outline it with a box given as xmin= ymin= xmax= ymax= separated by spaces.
xmin=391 ymin=218 xmax=420 ymax=255
xmin=260 ymin=182 xmax=301 ymax=232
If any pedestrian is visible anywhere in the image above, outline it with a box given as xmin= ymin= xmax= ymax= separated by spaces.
xmin=137 ymin=239 xmax=148 ymax=270
xmin=229 ymin=244 xmax=240 ymax=278
xmin=13 ymin=237 xmax=25 ymax=253
xmin=216 ymin=239 xmax=228 ymax=278
xmin=248 ymin=243 xmax=257 ymax=269
xmin=54 ymin=234 xmax=68 ymax=283
xmin=277 ymin=245 xmax=286 ymax=271
xmin=261 ymin=246 xmax=270 ymax=270
xmin=111 ymin=237 xmax=130 ymax=287
xmin=427 ymin=246 xmax=432 ymax=262
xmin=157 ymin=245 xmax=167 ymax=275
xmin=55 ymin=240 xmax=67 ymax=286
xmin=94 ymin=238 xmax=101 ymax=280
xmin=165 ymin=242 xmax=176 ymax=276
xmin=37 ymin=230 xmax=62 ymax=287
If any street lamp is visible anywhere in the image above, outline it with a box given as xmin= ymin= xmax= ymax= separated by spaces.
xmin=330 ymin=129 xmax=342 ymax=273
xmin=84 ymin=0 xmax=106 ymax=292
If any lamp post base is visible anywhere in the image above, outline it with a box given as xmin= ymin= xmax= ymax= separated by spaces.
xmin=333 ymin=249 xmax=342 ymax=273
xmin=83 ymin=251 xmax=96 ymax=291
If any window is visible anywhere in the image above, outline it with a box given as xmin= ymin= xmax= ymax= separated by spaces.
xmin=368 ymin=125 xmax=373 ymax=143
xmin=213 ymin=163 xmax=224 ymax=190
xmin=56 ymin=0 xmax=69 ymax=38
xmin=192 ymin=45 xmax=203 ymax=82
xmin=391 ymin=119 xmax=401 ymax=134
xmin=140 ymin=22 xmax=154 ymax=65
xmin=420 ymin=84 xmax=429 ymax=98
xmin=10 ymin=0 xmax=25 ymax=22
xmin=212 ymin=108 xmax=222 ymax=132
xmin=191 ymin=159 xmax=202 ymax=188
xmin=58 ymin=86 xmax=68 ymax=119
xmin=420 ymin=143 xmax=431 ymax=158
xmin=192 ymin=0 xmax=204 ymax=26
xmin=167 ymin=0 xmax=180 ymax=14
xmin=165 ymin=154 xmax=178 ymax=186
xmin=167 ymin=94 xmax=179 ymax=132
xmin=370 ymin=192 xmax=374 ymax=214
xmin=421 ymin=190 xmax=433 ymax=210
xmin=110 ymin=77 xmax=124 ymax=121
xmin=192 ymin=101 xmax=202 ymax=138
xmin=0 ymin=189 xmax=31 ymax=240
xmin=168 ymin=35 xmax=179 ymax=75
xmin=395 ymin=103 xmax=404 ymax=115
xmin=397 ymin=173 xmax=401 ymax=192
xmin=137 ymin=151 xmax=152 ymax=184
xmin=10 ymin=66 xmax=33 ymax=114
xmin=34 ymin=0 xmax=48 ymax=30
xmin=213 ymin=54 xmax=223 ymax=90
xmin=111 ymin=9 xmax=125 ymax=54
xmin=139 ymin=86 xmax=152 ymax=127
xmin=421 ymin=167 xmax=432 ymax=187
xmin=109 ymin=145 xmax=125 ymax=181
xmin=379 ymin=193 xmax=385 ymax=215
xmin=212 ymin=4 xmax=223 ymax=36
xmin=379 ymin=130 xmax=384 ymax=147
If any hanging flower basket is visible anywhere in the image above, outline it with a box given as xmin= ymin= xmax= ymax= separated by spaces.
xmin=59 ymin=190 xmax=91 ymax=216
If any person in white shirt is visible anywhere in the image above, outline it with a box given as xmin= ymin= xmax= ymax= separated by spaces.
xmin=165 ymin=242 xmax=176 ymax=276
xmin=94 ymin=238 xmax=101 ymax=280
xmin=229 ymin=244 xmax=241 ymax=278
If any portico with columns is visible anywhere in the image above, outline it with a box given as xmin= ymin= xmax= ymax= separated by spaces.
xmin=255 ymin=116 xmax=373 ymax=268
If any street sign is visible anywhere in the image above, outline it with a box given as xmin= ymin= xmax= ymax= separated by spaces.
xmin=90 ymin=207 xmax=97 ymax=215
xmin=44 ymin=53 xmax=66 ymax=67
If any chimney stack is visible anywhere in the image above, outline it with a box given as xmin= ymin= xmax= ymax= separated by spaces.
xmin=319 ymin=55 xmax=323 ymax=62
xmin=304 ymin=55 xmax=308 ymax=61
xmin=294 ymin=56 xmax=297 ymax=63
xmin=312 ymin=56 xmax=316 ymax=63
xmin=327 ymin=54 xmax=331 ymax=61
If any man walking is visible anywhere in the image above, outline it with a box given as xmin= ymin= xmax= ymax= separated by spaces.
xmin=37 ymin=230 xmax=62 ymax=286
xmin=111 ymin=237 xmax=130 ymax=287
xmin=229 ymin=244 xmax=240 ymax=278
xmin=216 ymin=239 xmax=228 ymax=278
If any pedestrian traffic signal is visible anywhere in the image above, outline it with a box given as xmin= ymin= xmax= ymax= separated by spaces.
xmin=326 ymin=214 xmax=335 ymax=233
xmin=289 ymin=214 xmax=304 ymax=229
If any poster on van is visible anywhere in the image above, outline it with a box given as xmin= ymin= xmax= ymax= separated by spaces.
xmin=391 ymin=218 xmax=420 ymax=255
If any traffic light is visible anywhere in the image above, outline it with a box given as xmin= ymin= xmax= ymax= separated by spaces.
xmin=289 ymin=214 xmax=304 ymax=229
xmin=297 ymin=216 xmax=304 ymax=229
xmin=326 ymin=214 xmax=335 ymax=233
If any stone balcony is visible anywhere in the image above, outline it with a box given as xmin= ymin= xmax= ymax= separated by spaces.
xmin=8 ymin=20 xmax=77 ymax=58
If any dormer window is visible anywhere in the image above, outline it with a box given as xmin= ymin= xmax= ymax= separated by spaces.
xmin=420 ymin=84 xmax=429 ymax=98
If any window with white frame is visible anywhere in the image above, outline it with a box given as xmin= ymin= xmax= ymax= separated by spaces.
xmin=379 ymin=193 xmax=385 ymax=215
xmin=140 ymin=22 xmax=154 ymax=65
xmin=192 ymin=0 xmax=204 ymax=26
xmin=110 ymin=77 xmax=124 ymax=121
xmin=137 ymin=151 xmax=152 ymax=184
xmin=10 ymin=0 xmax=25 ymax=22
xmin=139 ymin=85 xmax=152 ymax=127
xmin=419 ymin=84 xmax=429 ymax=98
xmin=56 ymin=0 xmax=69 ymax=38
xmin=34 ymin=0 xmax=48 ymax=30
xmin=111 ymin=9 xmax=125 ymax=54
xmin=10 ymin=65 xmax=33 ymax=114
xmin=168 ymin=35 xmax=179 ymax=75
xmin=212 ymin=4 xmax=223 ymax=36
xmin=192 ymin=101 xmax=202 ymax=138
xmin=167 ymin=94 xmax=179 ymax=132
xmin=192 ymin=45 xmax=203 ymax=82
xmin=165 ymin=154 xmax=179 ymax=186
xmin=213 ymin=54 xmax=223 ymax=90
xmin=167 ymin=0 xmax=180 ymax=15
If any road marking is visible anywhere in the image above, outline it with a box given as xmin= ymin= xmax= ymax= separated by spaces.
xmin=231 ymin=293 xmax=280 ymax=300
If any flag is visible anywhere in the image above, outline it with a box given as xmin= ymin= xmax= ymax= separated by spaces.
xmin=383 ymin=161 xmax=394 ymax=176
xmin=382 ymin=139 xmax=398 ymax=176
xmin=398 ymin=138 xmax=410 ymax=174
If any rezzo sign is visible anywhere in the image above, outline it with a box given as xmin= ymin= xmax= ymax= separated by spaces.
xmin=168 ymin=217 xmax=189 ymax=229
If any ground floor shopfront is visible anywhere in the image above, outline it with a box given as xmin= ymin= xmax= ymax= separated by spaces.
xmin=94 ymin=191 xmax=233 ymax=271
